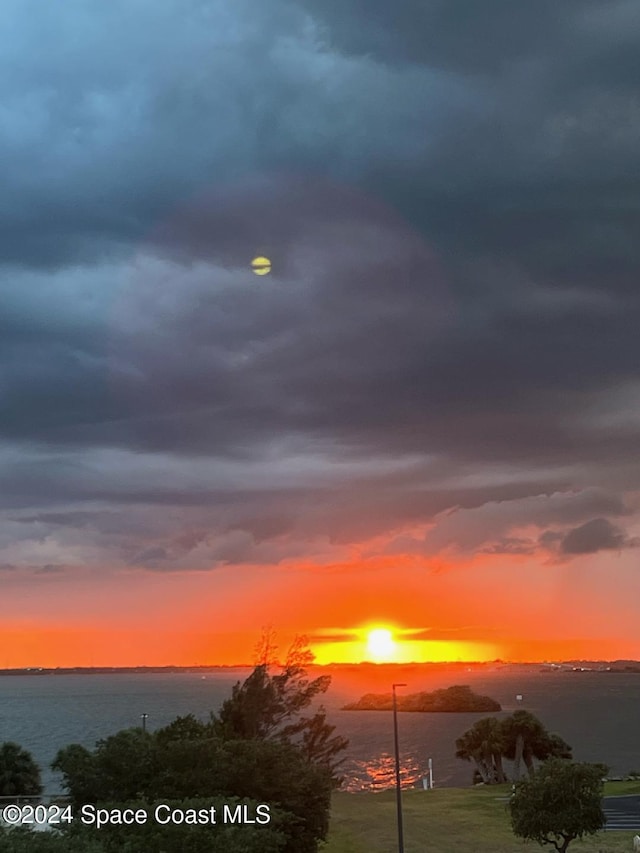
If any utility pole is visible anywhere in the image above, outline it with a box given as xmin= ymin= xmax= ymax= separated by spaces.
xmin=392 ymin=683 xmax=407 ymax=853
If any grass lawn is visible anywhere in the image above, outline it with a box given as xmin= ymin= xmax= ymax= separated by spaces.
xmin=322 ymin=782 xmax=640 ymax=853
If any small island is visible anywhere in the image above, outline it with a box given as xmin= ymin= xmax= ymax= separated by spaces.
xmin=342 ymin=684 xmax=501 ymax=712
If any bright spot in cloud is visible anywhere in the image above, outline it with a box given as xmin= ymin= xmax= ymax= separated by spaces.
xmin=251 ymin=256 xmax=271 ymax=275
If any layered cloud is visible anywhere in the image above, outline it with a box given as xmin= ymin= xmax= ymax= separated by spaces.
xmin=1 ymin=0 xmax=639 ymax=635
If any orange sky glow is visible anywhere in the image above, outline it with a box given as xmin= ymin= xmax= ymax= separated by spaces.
xmin=1 ymin=545 xmax=638 ymax=668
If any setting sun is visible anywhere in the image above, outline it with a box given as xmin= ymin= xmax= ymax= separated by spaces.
xmin=366 ymin=628 xmax=396 ymax=662
xmin=310 ymin=625 xmax=503 ymax=665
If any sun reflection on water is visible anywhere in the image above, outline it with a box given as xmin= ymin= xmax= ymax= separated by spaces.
xmin=341 ymin=753 xmax=423 ymax=792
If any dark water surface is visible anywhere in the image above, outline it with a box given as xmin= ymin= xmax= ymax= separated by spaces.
xmin=0 ymin=668 xmax=637 ymax=793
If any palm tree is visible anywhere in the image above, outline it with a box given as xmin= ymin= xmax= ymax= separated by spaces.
xmin=455 ymin=717 xmax=506 ymax=784
xmin=500 ymin=711 xmax=572 ymax=779
xmin=528 ymin=729 xmax=572 ymax=771
xmin=473 ymin=716 xmax=507 ymax=783
xmin=0 ymin=742 xmax=42 ymax=796
xmin=501 ymin=711 xmax=543 ymax=777
xmin=456 ymin=728 xmax=490 ymax=783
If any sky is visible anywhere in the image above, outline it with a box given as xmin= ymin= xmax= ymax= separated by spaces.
xmin=2 ymin=0 xmax=640 ymax=666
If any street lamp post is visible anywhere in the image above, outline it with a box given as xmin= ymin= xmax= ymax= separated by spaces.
xmin=140 ymin=713 xmax=148 ymax=733
xmin=392 ymin=683 xmax=407 ymax=853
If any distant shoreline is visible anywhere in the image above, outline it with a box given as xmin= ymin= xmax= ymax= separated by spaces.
xmin=0 ymin=665 xmax=253 ymax=676
xmin=1 ymin=660 xmax=639 ymax=676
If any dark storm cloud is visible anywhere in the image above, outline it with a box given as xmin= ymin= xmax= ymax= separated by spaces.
xmin=0 ymin=0 xmax=442 ymax=269
xmin=1 ymin=1 xmax=640 ymax=572
xmin=3 ymin=174 xmax=639 ymax=471
xmin=3 ymin=0 xmax=636 ymax=273
xmin=560 ymin=517 xmax=638 ymax=555
xmin=297 ymin=0 xmax=591 ymax=73
xmin=405 ymin=489 xmax=634 ymax=558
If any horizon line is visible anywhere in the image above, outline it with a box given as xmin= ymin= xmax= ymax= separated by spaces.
xmin=2 ymin=658 xmax=639 ymax=672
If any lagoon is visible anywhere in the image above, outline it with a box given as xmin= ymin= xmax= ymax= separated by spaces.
xmin=0 ymin=667 xmax=637 ymax=793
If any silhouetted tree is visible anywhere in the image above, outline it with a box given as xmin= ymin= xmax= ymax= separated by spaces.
xmin=455 ymin=717 xmax=505 ymax=784
xmin=53 ymin=729 xmax=157 ymax=803
xmin=50 ymin=744 xmax=97 ymax=804
xmin=0 ymin=742 xmax=42 ymax=797
xmin=253 ymin=624 xmax=280 ymax=667
xmin=214 ymin=664 xmax=282 ymax=740
xmin=155 ymin=713 xmax=211 ymax=745
xmin=52 ymin=643 xmax=344 ymax=853
xmin=284 ymin=708 xmax=349 ymax=785
xmin=501 ymin=711 xmax=572 ymax=778
xmin=53 ymin=732 xmax=332 ymax=853
xmin=212 ymin=634 xmax=348 ymax=785
xmin=456 ymin=711 xmax=572 ymax=783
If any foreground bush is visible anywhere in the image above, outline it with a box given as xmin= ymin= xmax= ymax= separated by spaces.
xmin=510 ymin=759 xmax=607 ymax=852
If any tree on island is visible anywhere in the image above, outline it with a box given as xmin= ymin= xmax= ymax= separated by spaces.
xmin=343 ymin=684 xmax=501 ymax=713
xmin=509 ymin=759 xmax=607 ymax=852
xmin=0 ymin=742 xmax=42 ymax=797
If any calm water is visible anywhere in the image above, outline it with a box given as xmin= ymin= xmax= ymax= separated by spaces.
xmin=0 ymin=669 xmax=638 ymax=793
